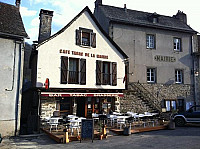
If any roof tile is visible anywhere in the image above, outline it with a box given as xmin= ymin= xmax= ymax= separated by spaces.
xmin=0 ymin=2 xmax=28 ymax=38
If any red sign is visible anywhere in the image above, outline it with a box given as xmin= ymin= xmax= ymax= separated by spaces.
xmin=40 ymin=92 xmax=124 ymax=98
xmin=44 ymin=78 xmax=49 ymax=90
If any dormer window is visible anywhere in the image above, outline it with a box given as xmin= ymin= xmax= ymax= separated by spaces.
xmin=148 ymin=12 xmax=159 ymax=24
xmin=153 ymin=17 xmax=158 ymax=23
xmin=76 ymin=27 xmax=96 ymax=48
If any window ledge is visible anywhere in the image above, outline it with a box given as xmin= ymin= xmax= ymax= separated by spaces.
xmin=146 ymin=48 xmax=156 ymax=50
xmin=79 ymin=45 xmax=92 ymax=49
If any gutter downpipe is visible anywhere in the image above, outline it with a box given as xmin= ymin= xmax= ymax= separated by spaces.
xmin=14 ymin=41 xmax=23 ymax=136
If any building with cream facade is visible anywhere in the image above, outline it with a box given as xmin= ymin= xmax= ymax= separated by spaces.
xmin=30 ymin=7 xmax=128 ymax=121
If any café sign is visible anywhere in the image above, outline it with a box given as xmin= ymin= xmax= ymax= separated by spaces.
xmin=41 ymin=92 xmax=124 ymax=98
xmin=154 ymin=55 xmax=176 ymax=62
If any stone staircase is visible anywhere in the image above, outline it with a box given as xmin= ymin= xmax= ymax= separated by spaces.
xmin=122 ymin=82 xmax=162 ymax=113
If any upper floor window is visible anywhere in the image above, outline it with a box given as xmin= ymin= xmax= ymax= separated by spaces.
xmin=76 ymin=27 xmax=96 ymax=48
xmin=147 ymin=68 xmax=156 ymax=83
xmin=146 ymin=34 xmax=155 ymax=49
xmin=68 ymin=58 xmax=79 ymax=84
xmin=173 ymin=38 xmax=181 ymax=51
xmin=175 ymin=69 xmax=183 ymax=84
xmin=61 ymin=56 xmax=86 ymax=85
xmin=96 ymin=60 xmax=117 ymax=86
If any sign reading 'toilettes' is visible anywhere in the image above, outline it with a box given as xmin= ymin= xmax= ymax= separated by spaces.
xmin=154 ymin=55 xmax=176 ymax=62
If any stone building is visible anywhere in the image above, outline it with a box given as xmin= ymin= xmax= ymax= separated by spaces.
xmin=94 ymin=0 xmax=198 ymax=115
xmin=193 ymin=35 xmax=200 ymax=106
xmin=30 ymin=6 xmax=128 ymax=124
xmin=0 ymin=0 xmax=28 ymax=137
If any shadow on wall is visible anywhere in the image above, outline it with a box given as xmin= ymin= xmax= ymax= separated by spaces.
xmin=179 ymin=54 xmax=192 ymax=68
xmin=165 ymin=79 xmax=174 ymax=85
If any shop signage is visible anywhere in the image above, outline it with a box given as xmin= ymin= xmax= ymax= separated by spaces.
xmin=60 ymin=49 xmax=108 ymax=59
xmin=154 ymin=55 xmax=176 ymax=62
xmin=81 ymin=119 xmax=94 ymax=143
xmin=41 ymin=92 xmax=124 ymax=98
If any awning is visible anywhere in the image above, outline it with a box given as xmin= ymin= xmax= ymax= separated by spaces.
xmin=40 ymin=92 xmax=124 ymax=97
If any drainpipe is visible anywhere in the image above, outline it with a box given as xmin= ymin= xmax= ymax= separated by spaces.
xmin=14 ymin=41 xmax=23 ymax=136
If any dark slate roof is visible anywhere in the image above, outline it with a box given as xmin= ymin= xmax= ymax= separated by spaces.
xmin=38 ymin=6 xmax=128 ymax=59
xmin=98 ymin=5 xmax=197 ymax=33
xmin=0 ymin=2 xmax=28 ymax=38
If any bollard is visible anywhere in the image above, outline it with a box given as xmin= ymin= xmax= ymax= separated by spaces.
xmin=102 ymin=124 xmax=107 ymax=136
xmin=63 ymin=129 xmax=69 ymax=143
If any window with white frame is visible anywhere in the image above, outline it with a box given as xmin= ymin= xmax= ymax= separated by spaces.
xmin=146 ymin=34 xmax=155 ymax=49
xmin=147 ymin=68 xmax=156 ymax=83
xmin=173 ymin=38 xmax=181 ymax=51
xmin=175 ymin=69 xmax=183 ymax=84
xmin=165 ymin=100 xmax=177 ymax=112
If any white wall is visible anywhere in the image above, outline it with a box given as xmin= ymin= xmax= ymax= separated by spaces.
xmin=36 ymin=11 xmax=126 ymax=90
xmin=0 ymin=38 xmax=24 ymax=136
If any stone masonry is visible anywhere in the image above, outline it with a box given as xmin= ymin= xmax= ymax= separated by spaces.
xmin=120 ymin=83 xmax=194 ymax=114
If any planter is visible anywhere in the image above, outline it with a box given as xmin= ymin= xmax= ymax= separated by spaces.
xmin=123 ymin=127 xmax=131 ymax=136
xmin=168 ymin=120 xmax=175 ymax=130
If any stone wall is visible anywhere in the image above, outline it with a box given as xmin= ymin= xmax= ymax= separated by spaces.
xmin=40 ymin=99 xmax=57 ymax=120
xmin=120 ymin=83 xmax=194 ymax=113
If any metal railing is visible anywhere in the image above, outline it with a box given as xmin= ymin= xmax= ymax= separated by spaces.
xmin=68 ymin=71 xmax=79 ymax=84
xmin=102 ymin=73 xmax=111 ymax=85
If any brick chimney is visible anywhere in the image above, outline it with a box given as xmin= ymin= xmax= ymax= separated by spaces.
xmin=174 ymin=10 xmax=187 ymax=24
xmin=38 ymin=9 xmax=54 ymax=43
xmin=15 ymin=0 xmax=21 ymax=9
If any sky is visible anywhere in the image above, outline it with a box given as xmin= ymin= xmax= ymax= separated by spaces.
xmin=1 ymin=0 xmax=200 ymax=44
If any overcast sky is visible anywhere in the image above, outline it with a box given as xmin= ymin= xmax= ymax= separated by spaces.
xmin=1 ymin=0 xmax=199 ymax=43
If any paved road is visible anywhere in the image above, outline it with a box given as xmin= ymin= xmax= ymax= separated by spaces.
xmin=1 ymin=125 xmax=200 ymax=149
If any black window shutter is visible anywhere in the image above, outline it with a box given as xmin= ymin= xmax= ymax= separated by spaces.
xmin=112 ymin=62 xmax=117 ymax=86
xmin=91 ymin=32 xmax=96 ymax=48
xmin=96 ymin=60 xmax=102 ymax=85
xmin=80 ymin=59 xmax=86 ymax=85
xmin=76 ymin=29 xmax=81 ymax=45
xmin=61 ymin=56 xmax=68 ymax=84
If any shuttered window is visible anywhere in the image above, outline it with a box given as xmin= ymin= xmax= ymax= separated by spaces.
xmin=112 ymin=62 xmax=117 ymax=86
xmin=103 ymin=62 xmax=111 ymax=85
xmin=80 ymin=59 xmax=86 ymax=85
xmin=76 ymin=29 xmax=81 ymax=46
xmin=96 ymin=60 xmax=102 ymax=85
xmin=61 ymin=56 xmax=68 ymax=84
xmin=96 ymin=60 xmax=117 ymax=86
xmin=61 ymin=56 xmax=86 ymax=85
xmin=76 ymin=27 xmax=96 ymax=48
xmin=91 ymin=32 xmax=96 ymax=48
xmin=68 ymin=58 xmax=79 ymax=84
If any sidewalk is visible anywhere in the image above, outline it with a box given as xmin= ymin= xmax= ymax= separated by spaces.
xmin=0 ymin=134 xmax=56 ymax=149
